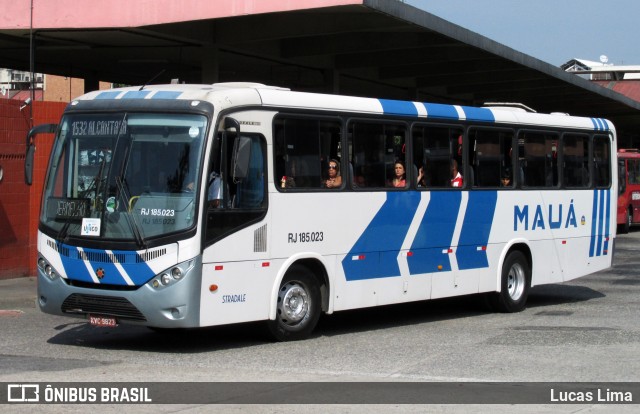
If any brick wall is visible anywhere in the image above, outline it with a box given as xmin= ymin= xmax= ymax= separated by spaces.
xmin=0 ymin=100 xmax=66 ymax=279
xmin=43 ymin=75 xmax=85 ymax=102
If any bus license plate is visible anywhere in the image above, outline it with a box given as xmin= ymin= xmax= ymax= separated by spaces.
xmin=89 ymin=315 xmax=117 ymax=327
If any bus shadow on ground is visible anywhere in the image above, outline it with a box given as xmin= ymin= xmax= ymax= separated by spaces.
xmin=317 ymin=283 xmax=603 ymax=338
xmin=45 ymin=283 xmax=603 ymax=352
xmin=526 ymin=283 xmax=605 ymax=308
xmin=46 ymin=318 xmax=273 ymax=353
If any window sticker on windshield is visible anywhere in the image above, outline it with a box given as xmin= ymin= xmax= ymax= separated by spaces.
xmin=105 ymin=197 xmax=118 ymax=213
xmin=81 ymin=218 xmax=101 ymax=236
xmin=189 ymin=126 xmax=199 ymax=138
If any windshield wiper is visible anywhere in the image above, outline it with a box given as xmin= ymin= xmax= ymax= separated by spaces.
xmin=56 ymin=219 xmax=72 ymax=244
xmin=115 ymin=175 xmax=147 ymax=250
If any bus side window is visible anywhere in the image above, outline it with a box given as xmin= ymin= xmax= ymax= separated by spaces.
xmin=619 ymin=160 xmax=627 ymax=195
xmin=593 ymin=135 xmax=611 ymax=188
xmin=632 ymin=160 xmax=640 ymax=184
xmin=349 ymin=121 xmax=406 ymax=189
xmin=411 ymin=124 xmax=461 ymax=188
xmin=231 ymin=135 xmax=266 ymax=208
xmin=521 ymin=131 xmax=559 ymax=188
xmin=562 ymin=133 xmax=589 ymax=188
xmin=273 ymin=116 xmax=341 ymax=190
xmin=469 ymin=128 xmax=513 ymax=188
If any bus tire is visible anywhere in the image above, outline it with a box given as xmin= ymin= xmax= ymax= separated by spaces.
xmin=491 ymin=250 xmax=531 ymax=313
xmin=267 ymin=265 xmax=321 ymax=341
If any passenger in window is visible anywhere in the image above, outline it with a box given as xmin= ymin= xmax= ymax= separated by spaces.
xmin=501 ymin=168 xmax=512 ymax=187
xmin=417 ymin=166 xmax=425 ymax=187
xmin=417 ymin=164 xmax=432 ymax=187
xmin=324 ymin=159 xmax=342 ymax=188
xmin=281 ymin=158 xmax=311 ymax=189
xmin=280 ymin=159 xmax=298 ymax=189
xmin=450 ymin=159 xmax=463 ymax=188
xmin=353 ymin=174 xmax=367 ymax=188
xmin=390 ymin=160 xmax=407 ymax=188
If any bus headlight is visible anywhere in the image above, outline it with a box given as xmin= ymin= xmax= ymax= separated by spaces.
xmin=150 ymin=260 xmax=194 ymax=289
xmin=171 ymin=267 xmax=183 ymax=280
xmin=37 ymin=257 xmax=59 ymax=280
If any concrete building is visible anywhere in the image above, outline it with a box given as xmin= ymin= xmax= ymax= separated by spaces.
xmin=0 ymin=68 xmax=108 ymax=102
xmin=563 ymin=58 xmax=640 ymax=148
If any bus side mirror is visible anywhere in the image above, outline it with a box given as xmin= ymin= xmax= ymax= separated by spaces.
xmin=25 ymin=144 xmax=35 ymax=185
xmin=224 ymin=117 xmax=251 ymax=181
xmin=24 ymin=123 xmax=57 ymax=186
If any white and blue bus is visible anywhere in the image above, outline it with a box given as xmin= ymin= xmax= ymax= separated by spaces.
xmin=26 ymin=83 xmax=616 ymax=340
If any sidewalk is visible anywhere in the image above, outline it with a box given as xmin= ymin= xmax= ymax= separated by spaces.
xmin=0 ymin=276 xmax=37 ymax=310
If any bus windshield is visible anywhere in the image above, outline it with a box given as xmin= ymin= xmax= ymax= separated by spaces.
xmin=41 ymin=112 xmax=207 ymax=244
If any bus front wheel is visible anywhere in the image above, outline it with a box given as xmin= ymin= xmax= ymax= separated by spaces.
xmin=268 ymin=265 xmax=321 ymax=341
xmin=490 ymin=251 xmax=531 ymax=313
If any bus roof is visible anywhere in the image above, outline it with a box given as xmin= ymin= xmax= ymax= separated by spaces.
xmin=75 ymin=82 xmax=615 ymax=134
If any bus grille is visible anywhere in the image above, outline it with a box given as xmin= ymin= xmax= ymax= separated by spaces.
xmin=61 ymin=294 xmax=146 ymax=321
xmin=46 ymin=239 xmax=167 ymax=264
xmin=254 ymin=224 xmax=267 ymax=252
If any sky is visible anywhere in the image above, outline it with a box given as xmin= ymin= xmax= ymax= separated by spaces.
xmin=405 ymin=0 xmax=640 ymax=67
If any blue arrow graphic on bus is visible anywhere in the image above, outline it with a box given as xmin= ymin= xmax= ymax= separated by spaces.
xmin=407 ymin=192 xmax=462 ymax=274
xmin=456 ymin=191 xmax=497 ymax=270
xmin=342 ymin=192 xmax=420 ymax=281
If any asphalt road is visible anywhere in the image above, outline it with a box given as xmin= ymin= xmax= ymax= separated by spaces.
xmin=1 ymin=229 xmax=640 ymax=413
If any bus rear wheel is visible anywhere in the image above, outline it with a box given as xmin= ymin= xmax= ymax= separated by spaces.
xmin=490 ymin=251 xmax=531 ymax=313
xmin=268 ymin=265 xmax=321 ymax=341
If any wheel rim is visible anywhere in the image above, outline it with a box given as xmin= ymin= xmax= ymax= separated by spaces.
xmin=507 ymin=263 xmax=526 ymax=301
xmin=277 ymin=281 xmax=310 ymax=326
xmin=628 ymin=209 xmax=632 ymax=228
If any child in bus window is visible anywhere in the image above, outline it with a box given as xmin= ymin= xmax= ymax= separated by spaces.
xmin=501 ymin=168 xmax=512 ymax=187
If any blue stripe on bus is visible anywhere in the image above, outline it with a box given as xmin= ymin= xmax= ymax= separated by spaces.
xmin=591 ymin=118 xmax=609 ymax=131
xmin=122 ymin=91 xmax=152 ymax=99
xmin=422 ymin=103 xmax=460 ymax=120
xmin=460 ymin=106 xmax=496 ymax=123
xmin=378 ymin=100 xmax=496 ymax=123
xmin=120 ymin=254 xmax=157 ymax=284
xmin=342 ymin=192 xmax=421 ymax=281
xmin=596 ymin=190 xmax=605 ymax=256
xmin=56 ymin=243 xmax=156 ymax=286
xmin=58 ymin=246 xmax=95 ymax=284
xmin=408 ymin=192 xmax=461 ymax=274
xmin=378 ymin=99 xmax=418 ymax=117
xmin=94 ymin=91 xmax=122 ymax=100
xmin=603 ymin=189 xmax=611 ymax=254
xmin=456 ymin=191 xmax=497 ymax=270
xmin=589 ymin=189 xmax=611 ymax=257
xmin=589 ymin=191 xmax=599 ymax=257
xmin=152 ymin=91 xmax=183 ymax=99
